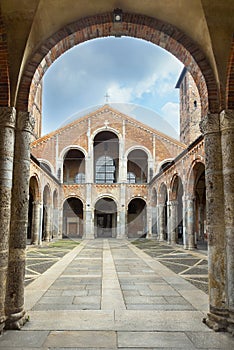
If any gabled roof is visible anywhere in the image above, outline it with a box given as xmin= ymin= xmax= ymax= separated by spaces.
xmin=31 ymin=104 xmax=186 ymax=149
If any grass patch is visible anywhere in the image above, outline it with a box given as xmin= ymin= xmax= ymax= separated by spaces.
xmin=48 ymin=239 xmax=80 ymax=248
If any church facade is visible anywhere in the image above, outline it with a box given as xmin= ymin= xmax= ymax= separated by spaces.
xmin=29 ymin=104 xmax=186 ymax=242
xmin=28 ymin=69 xmax=206 ymax=252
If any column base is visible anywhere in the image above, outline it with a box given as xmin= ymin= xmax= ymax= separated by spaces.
xmin=203 ymin=308 xmax=228 ymax=332
xmin=0 ymin=315 xmax=6 ymax=334
xmin=5 ymin=309 xmax=29 ymax=330
xmin=227 ymin=309 xmax=234 ymax=335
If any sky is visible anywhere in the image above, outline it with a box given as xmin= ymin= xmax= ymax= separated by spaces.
xmin=42 ymin=36 xmax=184 ymax=138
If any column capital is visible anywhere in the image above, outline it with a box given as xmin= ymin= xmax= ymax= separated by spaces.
xmin=199 ymin=112 xmax=220 ymax=135
xmin=17 ymin=111 xmax=35 ymax=134
xmin=0 ymin=107 xmax=16 ymax=128
xmin=220 ymin=109 xmax=234 ymax=131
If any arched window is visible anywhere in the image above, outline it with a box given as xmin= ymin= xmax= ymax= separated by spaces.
xmin=95 ymin=156 xmax=115 ymax=183
xmin=127 ymin=172 xmax=136 ymax=184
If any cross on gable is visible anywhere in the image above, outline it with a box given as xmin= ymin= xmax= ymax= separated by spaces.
xmin=104 ymin=92 xmax=110 ymax=103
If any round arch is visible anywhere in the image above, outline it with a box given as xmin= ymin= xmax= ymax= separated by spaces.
xmin=17 ymin=12 xmax=219 ymax=115
xmin=94 ymin=196 xmax=118 ymax=238
xmin=94 ymin=194 xmax=118 ymax=208
xmin=39 ymin=159 xmax=55 ymax=175
xmin=60 ymin=145 xmax=88 ymax=160
xmin=63 ymin=196 xmax=84 ymax=238
xmin=91 ymin=126 xmax=121 ymax=142
xmin=186 ymin=158 xmax=205 ymax=195
xmin=125 ymin=145 xmax=152 ymax=161
xmin=127 ymin=197 xmax=147 ymax=238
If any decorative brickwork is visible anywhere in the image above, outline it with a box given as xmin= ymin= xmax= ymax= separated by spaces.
xmin=15 ymin=12 xmax=219 ymax=117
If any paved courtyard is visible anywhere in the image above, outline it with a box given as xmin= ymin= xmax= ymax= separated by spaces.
xmin=1 ymin=239 xmax=234 ymax=349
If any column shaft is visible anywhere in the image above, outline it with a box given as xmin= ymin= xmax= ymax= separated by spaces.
xmin=158 ymin=204 xmax=165 ymax=241
xmin=31 ymin=201 xmax=41 ymax=245
xmin=220 ymin=110 xmax=234 ymax=333
xmin=200 ymin=113 xmax=227 ymax=331
xmin=170 ymin=201 xmax=178 ymax=245
xmin=5 ymin=111 xmax=34 ymax=329
xmin=0 ymin=107 xmax=16 ymax=332
xmin=187 ymin=198 xmax=195 ymax=249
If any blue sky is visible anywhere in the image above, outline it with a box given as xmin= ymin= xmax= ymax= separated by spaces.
xmin=42 ymin=37 xmax=183 ymax=137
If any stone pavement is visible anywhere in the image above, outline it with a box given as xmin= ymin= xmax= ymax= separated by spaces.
xmin=1 ymin=239 xmax=234 ymax=349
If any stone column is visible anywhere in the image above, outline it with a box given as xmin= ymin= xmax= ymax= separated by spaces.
xmin=44 ymin=205 xmax=51 ymax=242
xmin=220 ymin=109 xmax=234 ymax=333
xmin=84 ymin=207 xmax=94 ymax=239
xmin=187 ymin=197 xmax=196 ymax=249
xmin=182 ymin=195 xmax=188 ymax=249
xmin=0 ymin=107 xmax=16 ymax=333
xmin=200 ymin=113 xmax=227 ymax=331
xmin=170 ymin=200 xmax=178 ymax=245
xmin=158 ymin=204 xmax=165 ymax=241
xmin=5 ymin=111 xmax=34 ymax=329
xmin=146 ymin=205 xmax=152 ymax=238
xmin=31 ymin=201 xmax=41 ymax=245
xmin=117 ymin=184 xmax=126 ymax=238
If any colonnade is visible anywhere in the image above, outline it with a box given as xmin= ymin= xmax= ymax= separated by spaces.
xmin=0 ymin=107 xmax=234 ymax=334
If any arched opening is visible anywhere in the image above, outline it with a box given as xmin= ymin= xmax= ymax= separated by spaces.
xmin=94 ymin=197 xmax=117 ymax=238
xmin=40 ymin=161 xmax=52 ymax=173
xmin=28 ymin=176 xmax=40 ymax=244
xmin=194 ymin=163 xmax=206 ymax=249
xmin=63 ymin=197 xmax=83 ymax=238
xmin=170 ymin=175 xmax=184 ymax=244
xmin=127 ymin=198 xmax=146 ymax=238
xmin=151 ymin=188 xmax=158 ymax=237
xmin=94 ymin=131 xmax=119 ymax=183
xmin=127 ymin=149 xmax=148 ymax=184
xmin=63 ymin=149 xmax=85 ymax=184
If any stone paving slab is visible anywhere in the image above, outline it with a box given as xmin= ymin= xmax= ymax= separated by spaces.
xmin=117 ymin=331 xmax=196 ymax=348
xmin=2 ymin=239 xmax=234 ymax=350
xmin=44 ymin=330 xmax=117 ymax=348
xmin=0 ymin=331 xmax=49 ymax=348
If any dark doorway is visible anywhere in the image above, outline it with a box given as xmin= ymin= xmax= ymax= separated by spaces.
xmin=95 ymin=198 xmax=117 ymax=238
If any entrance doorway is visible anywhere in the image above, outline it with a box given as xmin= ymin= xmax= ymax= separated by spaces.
xmin=95 ymin=198 xmax=117 ymax=238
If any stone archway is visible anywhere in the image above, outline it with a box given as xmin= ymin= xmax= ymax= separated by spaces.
xmin=127 ymin=198 xmax=147 ymax=238
xmin=28 ymin=176 xmax=41 ymax=244
xmin=63 ymin=197 xmax=84 ymax=238
xmin=94 ymin=197 xmax=117 ymax=238
xmin=1 ymin=7 xmax=233 ymax=333
xmin=169 ymin=175 xmax=184 ymax=245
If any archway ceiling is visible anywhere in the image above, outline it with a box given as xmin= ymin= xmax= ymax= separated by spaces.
xmin=1 ymin=0 xmax=233 ymax=107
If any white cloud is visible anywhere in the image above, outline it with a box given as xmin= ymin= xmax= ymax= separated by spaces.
xmin=161 ymin=102 xmax=180 ymax=134
xmin=107 ymin=83 xmax=133 ymax=103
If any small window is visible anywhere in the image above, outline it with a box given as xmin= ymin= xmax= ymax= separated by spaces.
xmin=194 ymin=100 xmax=197 ymax=108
